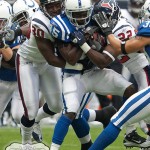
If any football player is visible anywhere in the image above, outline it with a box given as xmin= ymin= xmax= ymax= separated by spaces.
xmin=71 ymin=0 xmax=150 ymax=149
xmin=48 ymin=0 xmax=139 ymax=149
xmin=84 ymin=0 xmax=150 ymax=148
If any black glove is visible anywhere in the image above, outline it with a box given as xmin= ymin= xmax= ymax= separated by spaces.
xmin=92 ymin=11 xmax=113 ymax=37
xmin=70 ymin=31 xmax=86 ymax=46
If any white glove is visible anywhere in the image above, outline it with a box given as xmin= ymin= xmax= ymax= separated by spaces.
xmin=5 ymin=29 xmax=16 ymax=42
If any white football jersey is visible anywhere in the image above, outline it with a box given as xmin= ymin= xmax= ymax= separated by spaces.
xmin=18 ymin=10 xmax=54 ymax=62
xmin=113 ymin=17 xmax=149 ymax=74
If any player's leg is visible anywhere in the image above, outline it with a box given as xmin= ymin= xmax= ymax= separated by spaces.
xmin=82 ymin=68 xmax=135 ymax=126
xmin=16 ymin=54 xmax=40 ymax=145
xmin=83 ymin=68 xmax=136 ymax=98
xmin=0 ymin=80 xmax=17 ymax=118
xmin=32 ymin=66 xmax=62 ymax=143
xmin=50 ymin=75 xmax=88 ymax=150
xmin=89 ymin=87 xmax=150 ymax=150
xmin=123 ymin=67 xmax=150 ymax=148
xmin=83 ymin=106 xmax=117 ymax=128
xmin=11 ymin=89 xmax=23 ymax=124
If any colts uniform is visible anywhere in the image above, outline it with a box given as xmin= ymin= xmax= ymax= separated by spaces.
xmin=0 ymin=38 xmax=21 ymax=118
xmin=111 ymin=21 xmax=150 ymax=129
xmin=113 ymin=17 xmax=150 ymax=91
xmin=50 ymin=13 xmax=133 ymax=118
xmin=16 ymin=10 xmax=62 ymax=120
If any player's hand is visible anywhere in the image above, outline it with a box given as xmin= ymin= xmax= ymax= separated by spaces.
xmin=92 ymin=11 xmax=113 ymax=37
xmin=5 ymin=29 xmax=16 ymax=42
xmin=5 ymin=28 xmax=22 ymax=42
xmin=70 ymin=31 xmax=91 ymax=54
xmin=84 ymin=26 xmax=107 ymax=51
xmin=70 ymin=31 xmax=86 ymax=46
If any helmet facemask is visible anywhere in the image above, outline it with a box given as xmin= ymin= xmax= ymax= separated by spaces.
xmin=94 ymin=0 xmax=121 ymax=27
xmin=64 ymin=0 xmax=93 ymax=29
xmin=11 ymin=11 xmax=30 ymax=27
xmin=66 ymin=8 xmax=92 ymax=28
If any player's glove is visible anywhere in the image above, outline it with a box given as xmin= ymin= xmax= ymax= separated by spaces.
xmin=5 ymin=28 xmax=22 ymax=42
xmin=92 ymin=11 xmax=113 ymax=37
xmin=70 ymin=31 xmax=86 ymax=46
xmin=70 ymin=31 xmax=91 ymax=54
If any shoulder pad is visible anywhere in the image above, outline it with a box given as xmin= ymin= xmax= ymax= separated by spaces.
xmin=50 ymin=15 xmax=75 ymax=42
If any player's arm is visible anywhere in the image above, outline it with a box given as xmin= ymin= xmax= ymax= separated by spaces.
xmin=0 ymin=31 xmax=18 ymax=65
xmin=34 ymin=36 xmax=66 ymax=68
xmin=107 ymin=34 xmax=150 ymax=54
xmin=93 ymin=11 xmax=150 ymax=55
xmin=71 ymin=31 xmax=115 ymax=69
xmin=57 ymin=41 xmax=83 ymax=65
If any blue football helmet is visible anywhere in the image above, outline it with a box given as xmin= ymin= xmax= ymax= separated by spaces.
xmin=94 ymin=0 xmax=121 ymax=26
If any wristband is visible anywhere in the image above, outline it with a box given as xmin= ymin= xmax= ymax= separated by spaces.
xmin=80 ymin=43 xmax=91 ymax=54
xmin=121 ymin=41 xmax=127 ymax=54
xmin=103 ymin=50 xmax=115 ymax=61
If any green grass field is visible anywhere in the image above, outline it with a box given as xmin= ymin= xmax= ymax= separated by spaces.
xmin=0 ymin=125 xmax=145 ymax=150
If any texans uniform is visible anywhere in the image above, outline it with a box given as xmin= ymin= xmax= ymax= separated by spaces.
xmin=113 ymin=17 xmax=150 ymax=91
xmin=111 ymin=21 xmax=150 ymax=129
xmin=50 ymin=13 xmax=133 ymax=118
xmin=16 ymin=9 xmax=62 ymax=120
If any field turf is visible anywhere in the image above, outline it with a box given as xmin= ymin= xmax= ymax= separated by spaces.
xmin=0 ymin=125 xmax=145 ymax=150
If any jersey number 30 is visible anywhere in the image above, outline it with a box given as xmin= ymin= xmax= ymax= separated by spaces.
xmin=32 ymin=25 xmax=44 ymax=38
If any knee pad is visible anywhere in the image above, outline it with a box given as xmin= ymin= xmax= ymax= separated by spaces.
xmin=21 ymin=115 xmax=35 ymax=127
xmin=43 ymin=103 xmax=56 ymax=116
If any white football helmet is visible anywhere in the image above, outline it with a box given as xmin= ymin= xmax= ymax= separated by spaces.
xmin=12 ymin=0 xmax=39 ymax=27
xmin=64 ymin=0 xmax=93 ymax=28
xmin=0 ymin=1 xmax=12 ymax=30
xmin=139 ymin=0 xmax=150 ymax=23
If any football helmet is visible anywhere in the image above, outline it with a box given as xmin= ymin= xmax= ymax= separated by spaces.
xmin=12 ymin=0 xmax=39 ymax=27
xmin=64 ymin=0 xmax=93 ymax=28
xmin=138 ymin=0 xmax=150 ymax=23
xmin=128 ymin=0 xmax=145 ymax=17
xmin=6 ymin=0 xmax=17 ymax=5
xmin=0 ymin=1 xmax=12 ymax=30
xmin=94 ymin=0 xmax=121 ymax=26
xmin=40 ymin=0 xmax=62 ymax=18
